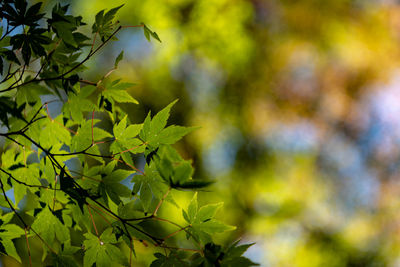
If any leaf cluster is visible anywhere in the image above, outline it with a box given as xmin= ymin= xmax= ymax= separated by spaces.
xmin=0 ymin=1 xmax=256 ymax=266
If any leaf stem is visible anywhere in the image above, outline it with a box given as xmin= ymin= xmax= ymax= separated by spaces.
xmin=24 ymin=227 xmax=32 ymax=267
xmin=87 ymin=205 xmax=100 ymax=239
xmin=152 ymin=187 xmax=171 ymax=216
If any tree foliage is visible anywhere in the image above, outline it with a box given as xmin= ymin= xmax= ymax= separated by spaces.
xmin=0 ymin=0 xmax=256 ymax=266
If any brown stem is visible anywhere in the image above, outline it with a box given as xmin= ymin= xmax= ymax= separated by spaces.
xmin=153 ymin=187 xmax=171 ymax=216
xmin=158 ymin=245 xmax=201 ymax=253
xmin=91 ymin=32 xmax=98 ymax=52
xmin=91 ymin=110 xmax=95 ymax=145
xmin=162 ymin=225 xmax=190 ymax=241
xmin=89 ymin=204 xmax=113 ymax=226
xmin=112 ymin=142 xmax=147 ymax=156
xmin=24 ymin=227 xmax=32 ymax=267
xmin=87 ymin=206 xmax=100 ymax=239
xmin=52 ymin=174 xmax=58 ymax=211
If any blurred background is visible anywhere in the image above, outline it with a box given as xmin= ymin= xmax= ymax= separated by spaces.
xmin=71 ymin=0 xmax=400 ymax=266
xmin=8 ymin=0 xmax=400 ymax=266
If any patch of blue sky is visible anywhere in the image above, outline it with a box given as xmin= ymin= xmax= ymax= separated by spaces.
xmin=171 ymin=53 xmax=225 ymax=110
xmin=118 ymin=30 xmax=154 ymax=62
xmin=321 ymin=135 xmax=380 ymax=210
xmin=242 ymin=237 xmax=269 ymax=267
xmin=0 ymin=188 xmax=15 ymax=211
xmin=264 ymin=120 xmax=318 ymax=153
xmin=362 ymin=73 xmax=400 ymax=157
xmin=202 ymin=126 xmax=242 ymax=175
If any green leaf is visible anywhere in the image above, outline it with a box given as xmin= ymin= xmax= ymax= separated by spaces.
xmin=0 ymin=223 xmax=25 ymax=240
xmin=150 ymin=100 xmax=178 ymax=135
xmin=103 ymin=82 xmax=138 ymax=104
xmin=92 ymin=5 xmax=123 ymax=41
xmin=113 ymin=115 xmax=142 ymax=141
xmin=63 ymin=91 xmax=96 ymax=123
xmin=105 ymin=89 xmax=138 ymax=104
xmin=140 ymin=100 xmax=195 ymax=148
xmin=150 ymin=252 xmax=183 ymax=266
xmin=71 ymin=119 xmax=112 ymax=152
xmin=182 ymin=210 xmax=190 ymax=224
xmin=0 ymin=97 xmax=26 ymax=128
xmin=139 ymin=112 xmax=152 ymax=141
xmin=193 ymin=219 xmax=236 ymax=235
xmin=102 ymin=169 xmax=133 ymax=204
xmin=15 ymin=83 xmax=50 ymax=107
xmin=154 ymin=145 xmax=210 ymax=189
xmin=1 ymin=239 xmax=21 ymax=263
xmin=125 ymin=124 xmax=143 ymax=139
xmin=52 ymin=21 xmax=77 ymax=46
xmin=187 ymin=192 xmax=198 ymax=223
xmin=103 ymin=5 xmax=124 ymax=24
xmin=173 ymin=161 xmax=193 ymax=184
xmin=94 ymin=10 xmax=105 ymax=31
xmin=39 ymin=115 xmax=72 ymax=149
xmin=114 ymin=50 xmax=124 ymax=68
xmin=222 ymin=241 xmax=259 ymax=266
xmin=140 ymin=182 xmax=152 ymax=211
xmin=196 ymin=203 xmax=223 ymax=223
xmin=142 ymin=23 xmax=162 ymax=43
xmin=113 ymin=115 xmax=128 ymax=137
xmin=0 ymin=213 xmax=24 ymax=262
xmin=31 ymin=206 xmax=70 ymax=245
xmin=225 ymin=241 xmax=255 ymax=259
xmin=155 ymin=125 xmax=197 ymax=145
xmin=132 ymin=162 xmax=169 ymax=212
xmin=52 ymin=253 xmax=79 ymax=267
xmin=83 ymin=228 xmax=127 ymax=267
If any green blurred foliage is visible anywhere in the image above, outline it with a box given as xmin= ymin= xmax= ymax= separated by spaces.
xmin=9 ymin=0 xmax=399 ymax=266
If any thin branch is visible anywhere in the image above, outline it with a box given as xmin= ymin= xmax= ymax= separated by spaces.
xmin=121 ymin=25 xmax=145 ymax=29
xmin=0 ymin=176 xmax=57 ymax=254
xmin=0 ymin=26 xmax=123 ymax=93
xmin=2 ymin=135 xmax=24 ymax=147
xmin=52 ymin=174 xmax=58 ymax=211
xmin=0 ymin=167 xmax=53 ymax=190
xmin=69 ymin=170 xmax=102 ymax=183
xmin=0 ymin=25 xmax=17 ymax=41
xmin=124 ymin=215 xmax=154 ymax=222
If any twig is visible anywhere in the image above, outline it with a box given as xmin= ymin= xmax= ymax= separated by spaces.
xmin=0 ymin=177 xmax=57 ymax=254
xmin=0 ymin=26 xmax=123 ymax=93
